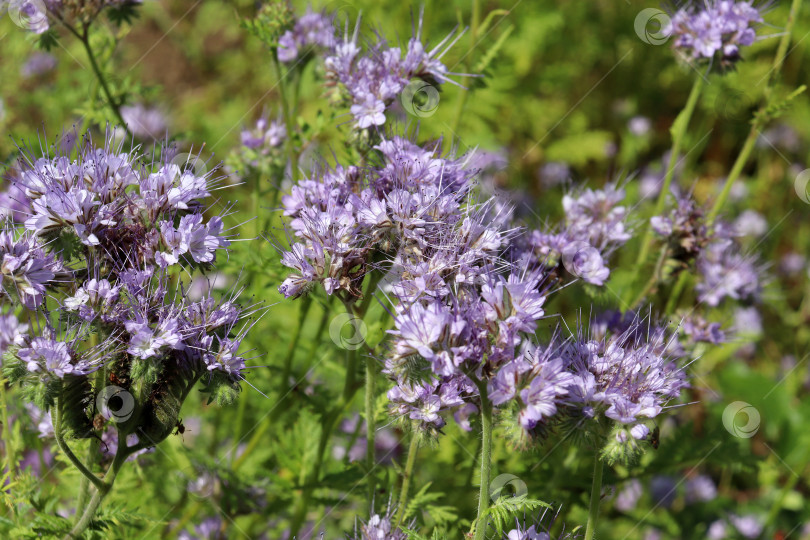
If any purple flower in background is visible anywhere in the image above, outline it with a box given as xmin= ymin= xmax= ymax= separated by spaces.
xmin=21 ymin=52 xmax=57 ymax=78
xmin=0 ymin=311 xmax=28 ymax=358
xmin=277 ymin=9 xmax=335 ymax=62
xmin=729 ymin=514 xmax=763 ymax=539
xmin=685 ymin=474 xmax=717 ymax=503
xmin=696 ymin=237 xmax=761 ymax=306
xmin=178 ymin=516 xmax=225 ymax=540
xmin=241 ymin=115 xmax=285 ymax=151
xmin=121 ymin=104 xmax=168 ymax=140
xmin=615 ymin=479 xmax=643 ymax=512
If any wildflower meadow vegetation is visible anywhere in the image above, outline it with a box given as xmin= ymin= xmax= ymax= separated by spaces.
xmin=0 ymin=0 xmax=809 ymax=538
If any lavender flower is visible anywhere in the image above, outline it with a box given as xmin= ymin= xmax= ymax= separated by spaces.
xmin=353 ymin=512 xmax=407 ymax=540
xmin=0 ymin=228 xmax=65 ymax=308
xmin=667 ymin=1 xmax=763 ymax=65
xmin=21 ymin=52 xmax=57 ymax=78
xmin=0 ymin=310 xmax=28 ymax=358
xmin=241 ymin=115 xmax=285 ymax=151
xmin=121 ymin=104 xmax=168 ymax=140
xmin=566 ymin=314 xmax=690 ymax=438
xmin=324 ymin=10 xmax=464 ymax=129
xmin=685 ymin=474 xmax=717 ymax=503
xmin=615 ymin=479 xmax=643 ymax=512
xmin=277 ymin=9 xmax=335 ymax=63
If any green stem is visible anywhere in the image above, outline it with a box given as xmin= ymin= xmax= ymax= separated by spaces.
xmin=473 ymin=381 xmax=493 ymax=540
xmin=272 ymin=51 xmax=299 ymax=184
xmin=365 ymin=348 xmax=376 ymax=505
xmin=76 ymin=27 xmax=129 ymax=133
xmin=636 ymin=75 xmax=705 ymax=266
xmin=394 ymin=430 xmax=421 ymax=527
xmin=279 ymin=297 xmax=312 ymax=394
xmin=63 ymin=437 xmax=127 ymax=540
xmin=708 ymin=0 xmax=803 ymax=222
xmin=0 ymin=380 xmax=15 ymax=480
xmin=707 ymin=128 xmax=758 ymax=223
xmin=53 ymin=394 xmax=106 ymax=493
xmin=664 ymin=271 xmax=690 ymax=315
xmin=629 ymin=246 xmax=669 ymax=309
xmin=584 ymin=456 xmax=604 ymax=540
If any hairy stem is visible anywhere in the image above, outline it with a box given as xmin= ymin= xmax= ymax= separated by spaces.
xmin=0 ymin=380 xmax=15 ymax=480
xmin=473 ymin=381 xmax=493 ymax=540
xmin=272 ymin=51 xmax=299 ymax=184
xmin=708 ymin=0 xmax=803 ymax=222
xmin=76 ymin=27 xmax=129 ymax=133
xmin=395 ymin=430 xmax=421 ymax=527
xmin=63 ymin=436 xmax=127 ymax=540
xmin=53 ymin=393 xmax=106 ymax=493
xmin=636 ymin=75 xmax=705 ymax=266
xmin=365 ymin=347 xmax=377 ymax=505
xmin=584 ymin=456 xmax=604 ymax=540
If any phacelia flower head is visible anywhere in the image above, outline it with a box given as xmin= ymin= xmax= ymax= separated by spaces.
xmin=667 ymin=1 xmax=764 ymax=66
xmin=565 ymin=312 xmax=690 ymax=439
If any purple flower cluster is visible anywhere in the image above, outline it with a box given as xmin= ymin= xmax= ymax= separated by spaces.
xmin=240 ymin=114 xmax=285 ymax=152
xmin=323 ymin=12 xmax=461 ymax=128
xmin=277 ymin=9 xmax=335 ymax=63
xmin=0 ymin=228 xmax=65 ymax=308
xmin=695 ymin=230 xmax=761 ymax=307
xmin=353 ymin=511 xmax=407 ymax=540
xmin=668 ymin=1 xmax=763 ymax=63
xmin=17 ymin=138 xmax=230 ymax=270
xmin=12 ymin=0 xmax=143 ymax=35
xmin=650 ymin=194 xmax=710 ymax=261
xmin=121 ymin=103 xmax=168 ymax=141
xmin=1 ymin=132 xmax=256 ymax=459
xmin=279 ymin=136 xmax=485 ymax=299
xmin=521 ymin=184 xmax=631 ymax=285
xmin=564 ymin=315 xmax=689 ymax=440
